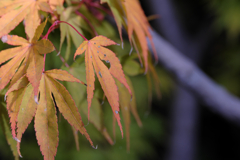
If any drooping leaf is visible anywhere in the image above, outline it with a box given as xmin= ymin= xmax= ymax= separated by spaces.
xmin=4 ymin=68 xmax=93 ymax=159
xmin=126 ymin=76 xmax=142 ymax=127
xmin=43 ymin=69 xmax=94 ymax=147
xmin=71 ymin=126 xmax=80 ymax=151
xmin=0 ymin=20 xmax=55 ymax=97
xmin=0 ymin=94 xmax=19 ymax=160
xmin=74 ymin=35 xmax=132 ymax=137
xmin=5 ymin=75 xmax=29 ymax=139
xmin=115 ymin=79 xmax=131 ymax=151
xmin=0 ymin=0 xmax=52 ymax=40
xmin=148 ymin=62 xmax=161 ymax=99
xmin=145 ymin=59 xmax=161 ymax=111
xmin=101 ymin=0 xmax=158 ymax=72
xmin=6 ymin=88 xmax=26 ymax=138
xmin=80 ymin=98 xmax=114 ymax=145
xmin=17 ymin=84 xmax=37 ymax=157
xmin=122 ymin=0 xmax=158 ymax=72
xmin=100 ymin=0 xmax=124 ymax=42
xmin=35 ymin=74 xmax=58 ymax=160
xmin=146 ymin=71 xmax=153 ymax=109
xmin=116 ymin=75 xmax=142 ymax=151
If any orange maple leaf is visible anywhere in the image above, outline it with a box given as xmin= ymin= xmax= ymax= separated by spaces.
xmin=0 ymin=0 xmax=52 ymax=40
xmin=5 ymin=75 xmax=37 ymax=157
xmin=74 ymin=35 xmax=132 ymax=137
xmin=36 ymin=69 xmax=94 ymax=159
xmin=49 ymin=0 xmax=64 ymax=10
xmin=123 ymin=0 xmax=158 ymax=72
xmin=0 ymin=20 xmax=55 ymax=99
xmin=0 ymin=93 xmax=18 ymax=160
xmin=6 ymin=69 xmax=94 ymax=159
xmin=101 ymin=0 xmax=158 ymax=72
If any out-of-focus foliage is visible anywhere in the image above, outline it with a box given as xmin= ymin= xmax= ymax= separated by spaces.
xmin=207 ymin=0 xmax=240 ymax=39
xmin=205 ymin=0 xmax=240 ymax=95
xmin=207 ymin=44 xmax=240 ymax=96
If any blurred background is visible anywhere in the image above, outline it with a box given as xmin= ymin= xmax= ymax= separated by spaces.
xmin=1 ymin=0 xmax=240 ymax=160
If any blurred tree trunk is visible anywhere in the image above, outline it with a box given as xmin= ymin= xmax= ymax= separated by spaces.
xmin=141 ymin=0 xmax=212 ymax=160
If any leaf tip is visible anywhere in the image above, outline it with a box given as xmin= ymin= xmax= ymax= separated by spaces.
xmin=130 ymin=95 xmax=133 ymax=102
xmin=129 ymin=47 xmax=133 ymax=55
xmin=13 ymin=137 xmax=21 ymax=143
xmin=17 ymin=147 xmax=23 ymax=158
xmin=85 ymin=121 xmax=89 ymax=127
xmin=34 ymin=95 xmax=39 ymax=104
xmin=56 ymin=51 xmax=60 ymax=56
xmin=92 ymin=145 xmax=98 ymax=149
xmin=73 ymin=54 xmax=77 ymax=60
xmin=19 ymin=153 xmax=23 ymax=158
xmin=144 ymin=69 xmax=148 ymax=75
xmin=1 ymin=35 xmax=7 ymax=43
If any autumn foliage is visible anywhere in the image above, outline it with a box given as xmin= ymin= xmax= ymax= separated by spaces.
xmin=0 ymin=0 xmax=159 ymax=159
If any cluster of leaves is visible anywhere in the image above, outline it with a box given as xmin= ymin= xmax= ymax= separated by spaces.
xmin=0 ymin=0 xmax=160 ymax=159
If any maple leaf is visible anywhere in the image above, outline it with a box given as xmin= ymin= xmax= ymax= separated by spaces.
xmin=116 ymin=76 xmax=142 ymax=151
xmin=115 ymin=79 xmax=131 ymax=150
xmin=35 ymin=69 xmax=94 ymax=159
xmin=35 ymin=73 xmax=58 ymax=160
xmin=81 ymin=97 xmax=114 ymax=145
xmin=145 ymin=56 xmax=162 ymax=111
xmin=0 ymin=92 xmax=19 ymax=160
xmin=74 ymin=35 xmax=132 ymax=137
xmin=49 ymin=0 xmax=64 ymax=10
xmin=5 ymin=69 xmax=94 ymax=159
xmin=4 ymin=77 xmax=36 ymax=157
xmin=7 ymin=86 xmax=28 ymax=139
xmin=0 ymin=20 xmax=55 ymax=99
xmin=0 ymin=0 xmax=52 ymax=40
xmin=100 ymin=0 xmax=123 ymax=42
xmin=71 ymin=126 xmax=80 ymax=151
xmin=122 ymin=0 xmax=158 ymax=72
xmin=4 ymin=75 xmax=35 ymax=157
xmin=101 ymin=0 xmax=158 ymax=72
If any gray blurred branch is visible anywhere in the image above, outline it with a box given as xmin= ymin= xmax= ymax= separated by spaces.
xmin=149 ymin=30 xmax=240 ymax=122
xmin=142 ymin=1 xmax=203 ymax=160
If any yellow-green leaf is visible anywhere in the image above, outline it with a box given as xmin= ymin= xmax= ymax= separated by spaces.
xmin=35 ymin=75 xmax=58 ymax=160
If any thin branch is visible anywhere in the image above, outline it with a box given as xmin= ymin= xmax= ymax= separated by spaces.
xmin=149 ymin=30 xmax=240 ymax=123
xmin=56 ymin=21 xmax=88 ymax=40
